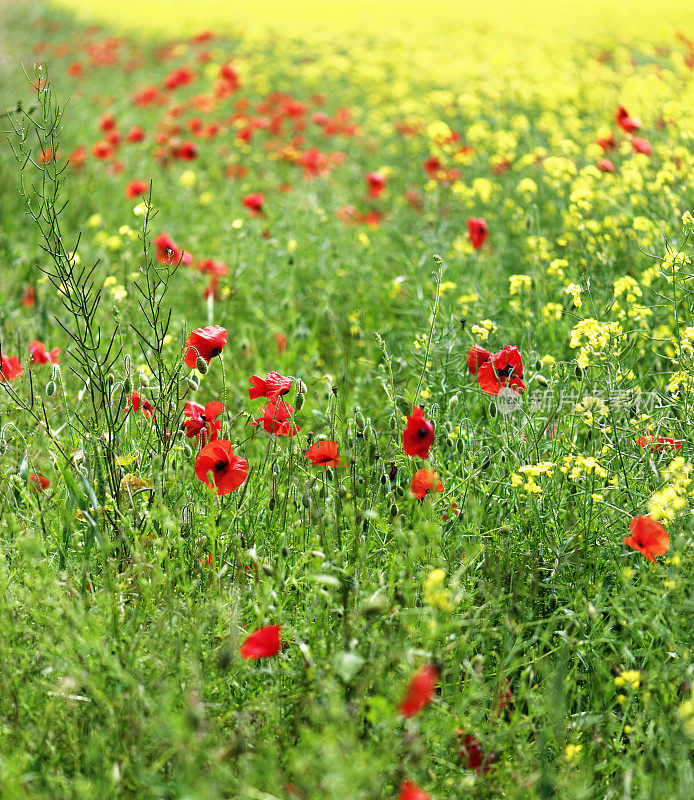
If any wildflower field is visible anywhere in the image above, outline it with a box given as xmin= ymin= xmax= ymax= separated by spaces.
xmin=1 ymin=0 xmax=694 ymax=797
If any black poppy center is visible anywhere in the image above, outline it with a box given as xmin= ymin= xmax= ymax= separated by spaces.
xmin=417 ymin=425 xmax=430 ymax=438
xmin=214 ymin=459 xmax=228 ymax=475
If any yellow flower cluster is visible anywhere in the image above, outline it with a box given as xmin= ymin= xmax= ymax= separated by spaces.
xmin=560 ymin=454 xmax=608 ymax=481
xmin=647 ymin=456 xmax=692 ymax=522
xmin=423 ymin=568 xmax=455 ymax=612
xmin=510 ymin=461 xmax=556 ymax=495
xmin=569 ymin=319 xmax=623 ymax=369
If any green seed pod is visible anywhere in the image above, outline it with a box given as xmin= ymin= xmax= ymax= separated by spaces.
xmin=195 ymin=356 xmax=208 ymax=374
xmin=45 ymin=380 xmax=56 ymax=397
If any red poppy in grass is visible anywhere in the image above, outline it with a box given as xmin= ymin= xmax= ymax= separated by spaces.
xmin=184 ymin=325 xmax=227 ymax=369
xmin=252 ymin=400 xmax=300 ymax=436
xmin=366 ymin=171 xmax=386 ymax=198
xmin=403 ymin=407 xmax=435 ymax=459
xmin=67 ymin=61 xmax=83 ymax=76
xmin=194 ymin=439 xmax=249 ymax=495
xmin=29 ymin=340 xmax=60 ymax=364
xmin=91 ymin=140 xmax=114 ymax=160
xmin=126 ymin=391 xmax=153 ymax=419
xmin=248 ymin=371 xmax=292 ymax=402
xmin=175 ymin=140 xmax=198 ymax=161
xmin=0 ymin=353 xmax=22 ymax=382
xmin=477 ymin=345 xmax=525 ymax=395
xmin=183 ymin=400 xmax=223 ymax=447
xmin=242 ymin=192 xmax=265 ymax=216
xmin=99 ymin=112 xmax=116 ymax=132
xmin=125 ymin=179 xmax=149 ymax=199
xmin=126 ymin=125 xmax=145 ymax=143
xmin=458 ymin=733 xmax=497 ymax=776
xmin=467 ymin=217 xmax=489 ymax=250
xmin=154 ymin=232 xmax=193 ymax=266
xmin=196 ymin=258 xmax=229 ymax=278
xmin=467 ymin=345 xmax=492 ymax=375
xmin=397 ymin=780 xmax=431 ymax=800
xmin=637 ymin=434 xmax=682 ymax=452
xmin=597 ymin=157 xmax=616 ymax=173
xmin=596 ymin=131 xmax=616 ymax=152
xmin=275 ymin=333 xmax=287 ymax=355
xmin=305 ymin=440 xmax=343 ymax=467
xmin=623 ymin=515 xmax=670 ymax=562
xmin=69 ymin=145 xmax=86 ymax=169
xmin=162 ymin=66 xmax=195 ymax=90
xmin=409 ymin=469 xmax=444 ymax=500
xmin=21 ymin=286 xmax=36 ymax=307
xmin=615 ymin=105 xmax=641 ymax=134
xmin=30 ymin=473 xmax=49 ymax=492
xmin=239 ymin=624 xmax=281 ymax=659
xmin=631 ymin=137 xmax=652 ymax=155
xmin=398 ymin=663 xmax=438 ymax=717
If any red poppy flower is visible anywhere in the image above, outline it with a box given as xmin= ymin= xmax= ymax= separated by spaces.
xmin=184 ymin=325 xmax=227 ymax=369
xmin=239 ymin=624 xmax=281 ymax=659
xmin=403 ymin=407 xmax=435 ymax=459
xmin=162 ymin=66 xmax=195 ymax=90
xmin=398 ymin=663 xmax=438 ymax=717
xmin=242 ymin=192 xmax=265 ymax=216
xmin=597 ymin=157 xmax=616 ymax=173
xmin=615 ymin=105 xmax=641 ymax=133
xmin=196 ymin=258 xmax=229 ymax=278
xmin=631 ymin=137 xmax=652 ymax=155
xmin=252 ymin=400 xmax=300 ymax=436
xmin=637 ymin=435 xmax=682 ymax=452
xmin=29 ymin=340 xmax=60 ymax=364
xmin=183 ymin=400 xmax=223 ymax=447
xmin=366 ymin=171 xmax=386 ymax=198
xmin=623 ymin=515 xmax=670 ymax=562
xmin=459 ymin=733 xmax=497 ymax=776
xmin=467 ymin=345 xmax=492 ymax=375
xmin=174 ymin=140 xmax=198 ymax=161
xmin=305 ymin=440 xmax=342 ymax=466
xmin=91 ymin=140 xmax=114 ymax=160
xmin=21 ymin=286 xmax=36 ymax=307
xmin=194 ymin=439 xmax=249 ymax=495
xmin=126 ymin=125 xmax=145 ymax=143
xmin=125 ymin=179 xmax=149 ymax=199
xmin=409 ymin=469 xmax=444 ymax=500
xmin=467 ymin=217 xmax=489 ymax=250
xmin=248 ymin=371 xmax=292 ymax=402
xmin=596 ymin=131 xmax=616 ymax=152
xmin=30 ymin=473 xmax=50 ymax=492
xmin=99 ymin=112 xmax=116 ymax=132
xmin=275 ymin=333 xmax=288 ymax=355
xmin=477 ymin=345 xmax=525 ymax=395
xmin=397 ymin=781 xmax=431 ymax=800
xmin=154 ymin=232 xmax=193 ymax=266
xmin=0 ymin=354 xmax=23 ymax=382
xmin=126 ymin=391 xmax=153 ymax=419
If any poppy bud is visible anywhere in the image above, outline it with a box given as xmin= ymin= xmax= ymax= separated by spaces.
xmin=188 ymin=376 xmax=200 ymax=391
xmin=586 ymin=602 xmax=597 ymax=621
xmin=535 ymin=358 xmax=542 ymax=371
xmin=195 ymin=356 xmax=208 ymax=374
xmin=390 ymin=502 xmax=399 ymax=517
xmin=448 ymin=394 xmax=459 ymax=411
xmin=183 ymin=443 xmax=193 ymax=458
xmin=355 ymin=410 xmax=365 ymax=430
xmin=489 ymin=401 xmax=497 ymax=417
xmin=120 ymin=391 xmax=129 ymax=411
xmin=301 ymin=493 xmax=311 ymax=509
xmin=217 ymin=645 xmax=234 ymax=671
xmin=445 ymin=437 xmax=453 ymax=448
xmin=319 ymin=485 xmax=326 ymax=498
xmin=575 ymin=365 xmax=584 ymax=380
xmin=262 ymin=562 xmax=274 ymax=576
xmin=124 ymin=376 xmax=131 ymax=394
xmin=338 ymin=484 xmax=347 ymax=498
xmin=536 ymin=374 xmax=548 ymax=387
xmin=139 ymin=372 xmax=150 ymax=389
xmin=456 ymin=439 xmax=464 ymax=454
xmin=45 ymin=380 xmax=56 ymax=397
xmin=295 ymin=392 xmax=305 ymax=412
xmin=281 ymin=546 xmax=288 ymax=558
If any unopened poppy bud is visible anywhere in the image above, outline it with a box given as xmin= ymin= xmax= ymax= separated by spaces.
xmin=120 ymin=392 xmax=129 ymax=411
xmin=456 ymin=438 xmax=464 ymax=454
xmin=445 ymin=437 xmax=453 ymax=448
xmin=390 ymin=502 xmax=399 ymax=517
xmin=575 ymin=365 xmax=584 ymax=380
xmin=45 ymin=380 xmax=56 ymax=397
xmin=296 ymin=379 xmax=306 ymax=395
xmin=354 ymin=410 xmax=365 ymax=430
xmin=195 ymin=356 xmax=208 ymax=374
xmin=319 ymin=485 xmax=326 ymax=499
xmin=489 ymin=401 xmax=498 ymax=417
xmin=281 ymin=546 xmax=288 ymax=558
xmin=295 ymin=392 xmax=305 ymax=411
xmin=586 ymin=602 xmax=597 ymax=621
xmin=262 ymin=562 xmax=274 ymax=576
xmin=535 ymin=359 xmax=542 ymax=372
xmin=448 ymin=394 xmax=459 ymax=411
xmin=301 ymin=493 xmax=311 ymax=509
xmin=183 ymin=443 xmax=193 ymax=458
xmin=536 ymin=374 xmax=548 ymax=387
xmin=338 ymin=484 xmax=347 ymax=498
xmin=139 ymin=372 xmax=150 ymax=389
xmin=188 ymin=376 xmax=200 ymax=391
xmin=123 ymin=376 xmax=131 ymax=394
xmin=268 ymin=496 xmax=276 ymax=511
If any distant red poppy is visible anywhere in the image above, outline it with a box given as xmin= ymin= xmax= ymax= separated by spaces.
xmin=305 ymin=440 xmax=342 ymax=467
xmin=459 ymin=733 xmax=497 ymax=776
xmin=366 ymin=171 xmax=386 ymax=198
xmin=252 ymin=400 xmax=300 ymax=436
xmin=30 ymin=473 xmax=50 ymax=492
xmin=275 ymin=333 xmax=288 ymax=355
xmin=126 ymin=390 xmax=153 ymax=419
xmin=477 ymin=345 xmax=524 ymax=395
xmin=21 ymin=286 xmax=36 ymax=307
xmin=184 ymin=325 xmax=227 ymax=369
xmin=403 ymin=407 xmax=435 ymax=459
xmin=0 ymin=354 xmax=23 ymax=382
xmin=196 ymin=258 xmax=228 ymax=278
xmin=637 ymin=435 xmax=682 ymax=452
xmin=398 ymin=663 xmax=438 ymax=717
xmin=397 ymin=780 xmax=431 ymax=800
xmin=467 ymin=345 xmax=492 ymax=375
xmin=68 ymin=145 xmax=86 ymax=169
xmin=409 ymin=469 xmax=443 ymax=500
xmin=597 ymin=157 xmax=616 ymax=173
xmin=163 ymin=66 xmax=195 ymax=90
xmin=615 ymin=105 xmax=641 ymax=134
xmin=126 ymin=125 xmax=145 ymax=143
xmin=183 ymin=400 xmax=223 ymax=447
xmin=99 ymin=112 xmax=116 ymax=132
xmin=596 ymin=131 xmax=616 ymax=152
xmin=239 ymin=624 xmax=281 ymax=659
xmin=623 ymin=515 xmax=670 ymax=562
xmin=194 ymin=439 xmax=249 ymax=495
xmin=242 ymin=192 xmax=265 ymax=216
xmin=174 ymin=140 xmax=197 ymax=161
xmin=29 ymin=340 xmax=60 ymax=364
xmin=248 ymin=371 xmax=292 ymax=402
xmin=91 ymin=140 xmax=114 ymax=160
xmin=154 ymin=232 xmax=193 ymax=266
xmin=631 ymin=137 xmax=652 ymax=155
xmin=125 ymin=179 xmax=149 ymax=199
xmin=467 ymin=217 xmax=489 ymax=250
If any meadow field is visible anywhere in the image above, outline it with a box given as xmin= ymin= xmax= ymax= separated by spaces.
xmin=0 ymin=0 xmax=693 ymax=797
